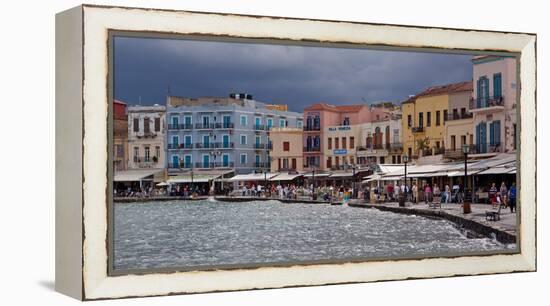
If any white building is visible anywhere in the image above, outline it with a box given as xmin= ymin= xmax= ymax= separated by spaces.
xmin=127 ymin=104 xmax=166 ymax=169
xmin=357 ymin=116 xmax=403 ymax=165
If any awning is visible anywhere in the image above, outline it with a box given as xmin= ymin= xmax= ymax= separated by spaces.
xmin=269 ymin=173 xmax=303 ymax=181
xmin=477 ymin=167 xmax=517 ymax=175
xmin=228 ymin=173 xmax=278 ymax=182
xmin=329 ymin=172 xmax=356 ymax=178
xmin=167 ymin=174 xmax=220 ymax=184
xmin=303 ymin=172 xmax=331 ymax=178
xmin=114 ymin=169 xmax=163 ymax=182
xmin=447 ymin=170 xmax=482 ymax=177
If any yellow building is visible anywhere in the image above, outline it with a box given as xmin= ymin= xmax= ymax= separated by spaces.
xmin=402 ymin=81 xmax=472 ymax=161
xmin=269 ymin=127 xmax=303 ymax=172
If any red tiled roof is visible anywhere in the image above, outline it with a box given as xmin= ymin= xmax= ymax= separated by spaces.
xmin=304 ymin=103 xmax=366 ymax=112
xmin=402 ymin=81 xmax=472 ymax=104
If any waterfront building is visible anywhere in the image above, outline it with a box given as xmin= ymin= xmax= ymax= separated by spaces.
xmin=166 ymin=93 xmax=303 ymax=175
xmin=303 ymin=103 xmax=389 ymax=171
xmin=269 ymin=127 xmax=303 ymax=173
xmin=323 ymin=124 xmax=361 ymax=170
xmin=127 ymin=104 xmax=166 ymax=169
xmin=357 ymin=114 xmax=403 ymax=165
xmin=470 ymin=55 xmax=517 ymax=156
xmin=113 ymin=99 xmax=128 ymax=171
xmin=443 ymin=82 xmax=475 ymax=160
xmin=402 ymin=81 xmax=473 ymax=162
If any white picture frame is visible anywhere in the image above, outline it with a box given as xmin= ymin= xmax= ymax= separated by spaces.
xmin=55 ymin=4 xmax=536 ymax=300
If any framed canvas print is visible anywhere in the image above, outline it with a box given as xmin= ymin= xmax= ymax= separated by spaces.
xmin=55 ymin=4 xmax=536 ymax=300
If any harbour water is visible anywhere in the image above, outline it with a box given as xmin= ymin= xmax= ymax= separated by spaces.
xmin=114 ymin=199 xmax=512 ymax=270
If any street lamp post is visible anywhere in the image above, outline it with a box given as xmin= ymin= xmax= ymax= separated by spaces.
xmin=462 ymin=144 xmax=471 ymax=214
xmin=312 ymin=167 xmax=316 ymax=200
xmin=352 ymin=164 xmax=356 ymax=199
xmin=401 ymin=155 xmax=409 ymax=207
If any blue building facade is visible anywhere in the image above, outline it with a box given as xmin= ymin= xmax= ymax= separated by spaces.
xmin=166 ymin=94 xmax=303 ymax=175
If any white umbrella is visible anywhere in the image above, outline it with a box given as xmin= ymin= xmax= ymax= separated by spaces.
xmin=156 ymin=182 xmax=169 ymax=187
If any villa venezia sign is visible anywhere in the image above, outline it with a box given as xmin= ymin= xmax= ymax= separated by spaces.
xmin=328 ymin=126 xmax=351 ymax=132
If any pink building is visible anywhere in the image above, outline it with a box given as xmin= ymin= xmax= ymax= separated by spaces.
xmin=303 ymin=103 xmax=390 ymax=171
xmin=470 ymin=55 xmax=518 ymax=156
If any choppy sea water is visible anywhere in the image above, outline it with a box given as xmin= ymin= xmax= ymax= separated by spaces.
xmin=113 ymin=199 xmax=513 ymax=270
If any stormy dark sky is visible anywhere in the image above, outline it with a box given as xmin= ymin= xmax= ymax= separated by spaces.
xmin=114 ymin=36 xmax=474 ymax=112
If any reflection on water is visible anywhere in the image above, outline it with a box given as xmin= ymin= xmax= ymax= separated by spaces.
xmin=114 ymin=199 xmax=511 ymax=270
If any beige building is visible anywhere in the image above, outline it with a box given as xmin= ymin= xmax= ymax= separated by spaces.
xmin=127 ymin=104 xmax=166 ymax=169
xmin=357 ymin=116 xmax=403 ymax=165
xmin=269 ymin=127 xmax=303 ymax=172
xmin=444 ymin=88 xmax=475 ymax=160
xmin=323 ymin=125 xmax=361 ymax=170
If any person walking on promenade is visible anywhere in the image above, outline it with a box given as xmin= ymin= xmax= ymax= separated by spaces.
xmin=424 ymin=183 xmax=432 ymax=205
xmin=412 ymin=183 xmax=418 ymax=204
xmin=508 ymin=182 xmax=517 ymax=213
xmin=500 ymin=182 xmax=508 ymax=208
xmin=444 ymin=184 xmax=451 ymax=203
xmin=433 ymin=184 xmax=441 ymax=203
xmin=489 ymin=182 xmax=498 ymax=208
xmin=387 ymin=183 xmax=394 ymax=201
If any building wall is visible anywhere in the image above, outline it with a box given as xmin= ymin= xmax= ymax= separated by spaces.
xmin=269 ymin=128 xmax=303 ymax=172
xmin=358 ymin=118 xmax=403 ymax=164
xmin=127 ymin=105 xmax=166 ymax=169
xmin=323 ymin=124 xmax=361 ymax=169
xmin=113 ymin=100 xmax=127 ymax=171
xmin=472 ymin=56 xmax=518 ymax=153
xmin=402 ymin=95 xmax=448 ymax=159
xmin=166 ymin=96 xmax=303 ymax=175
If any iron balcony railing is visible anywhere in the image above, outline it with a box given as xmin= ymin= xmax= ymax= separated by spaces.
xmin=446 ymin=113 xmax=473 ymax=121
xmin=194 ymin=162 xmax=235 ymax=168
xmin=168 ymin=162 xmax=193 ymax=169
xmin=253 ymin=124 xmax=265 ymax=131
xmin=194 ymin=123 xmax=216 ymax=129
xmin=304 ymin=146 xmax=321 ymax=152
xmin=254 ymin=162 xmax=268 ymax=168
xmin=168 ymin=123 xmax=193 ymax=130
xmin=411 ymin=126 xmax=424 ymax=133
xmin=303 ymin=125 xmax=321 ymax=131
xmin=167 ymin=143 xmax=193 ymax=149
xmin=254 ymin=143 xmax=266 ymax=149
xmin=474 ymin=142 xmax=503 ymax=154
xmin=470 ymin=96 xmax=505 ymax=110
xmin=444 ymin=145 xmax=475 ymax=159
xmin=212 ymin=142 xmax=234 ymax=149
xmin=215 ymin=122 xmax=234 ymax=129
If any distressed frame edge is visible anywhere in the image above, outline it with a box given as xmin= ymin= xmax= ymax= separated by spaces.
xmin=55 ymin=5 xmax=84 ymax=300
xmin=77 ymin=5 xmax=537 ymax=300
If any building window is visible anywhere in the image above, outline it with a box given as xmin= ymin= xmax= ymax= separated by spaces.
xmin=392 ymin=156 xmax=396 ymax=164
xmin=240 ymin=153 xmax=247 ymax=164
xmin=461 ymin=135 xmax=466 ymax=146
xmin=418 ymin=112 xmax=424 ymax=127
xmin=133 ymin=118 xmax=139 ymax=132
xmin=155 ymin=146 xmax=160 ymax=161
xmin=267 ymin=118 xmax=273 ymax=129
xmin=342 ymin=137 xmax=347 ymax=149
xmin=335 ymin=137 xmax=339 ymax=149
xmin=283 ymin=141 xmax=290 ymax=151
xmin=279 ymin=119 xmax=286 ymax=127
xmin=155 ymin=117 xmax=160 ymax=132
xmin=461 ymin=108 xmax=467 ymax=117
xmin=240 ymin=115 xmax=247 ymax=126
xmin=282 ymin=158 xmax=289 ymax=169
xmin=297 ymin=120 xmax=303 ymax=128
xmin=436 ymin=111 xmax=441 ymax=126
xmin=493 ymin=73 xmax=502 ymax=98
xmin=443 ymin=110 xmax=448 ymax=122
xmin=133 ymin=147 xmax=139 ymax=162
xmin=144 ymin=146 xmax=150 ymax=162
xmin=240 ymin=134 xmax=247 ymax=145
xmin=115 ymin=145 xmax=124 ymax=158
xmin=350 ymin=137 xmax=354 ymax=149
xmin=426 ymin=112 xmax=431 ymax=127
xmin=328 ymin=138 xmax=332 ymax=150
xmin=144 ymin=117 xmax=150 ymax=133
xmin=343 ymin=117 xmax=350 ymax=126
xmin=327 ymin=157 xmax=332 ymax=168
xmin=407 ymin=115 xmax=412 ymax=127
xmin=451 ymin=135 xmax=456 ymax=150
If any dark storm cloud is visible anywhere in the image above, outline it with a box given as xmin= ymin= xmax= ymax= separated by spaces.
xmin=114 ymin=37 xmax=473 ymax=111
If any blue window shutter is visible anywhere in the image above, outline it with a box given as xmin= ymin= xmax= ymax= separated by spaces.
xmin=476 ymin=124 xmax=480 ymax=149
xmin=476 ymin=79 xmax=482 ymax=108
xmin=495 ymin=120 xmax=501 ymax=145
xmin=489 ymin=122 xmax=495 ymax=146
xmin=493 ymin=74 xmax=502 ymax=98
